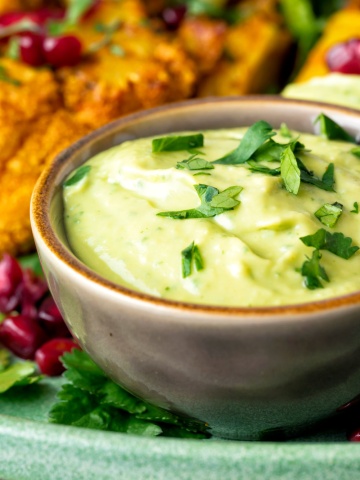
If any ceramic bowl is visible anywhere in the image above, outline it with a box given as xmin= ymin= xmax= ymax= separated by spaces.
xmin=30 ymin=97 xmax=360 ymax=440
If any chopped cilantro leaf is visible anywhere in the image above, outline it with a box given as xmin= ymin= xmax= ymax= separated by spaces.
xmin=280 ymin=122 xmax=293 ymax=138
xmin=301 ymin=249 xmax=329 ymax=290
xmin=176 ymin=154 xmax=214 ymax=171
xmin=152 ymin=134 xmax=204 ymax=152
xmin=247 ymin=161 xmax=281 ymax=176
xmin=157 ymin=184 xmax=242 ymax=219
xmin=213 ymin=120 xmax=275 ymax=165
xmin=280 ymin=145 xmax=301 ymax=194
xmin=351 ymin=202 xmax=359 ymax=214
xmin=314 ymin=202 xmax=343 ymax=228
xmin=63 ymin=165 xmax=91 ymax=187
xmin=315 ymin=114 xmax=354 ymax=142
xmin=181 ymin=241 xmax=204 ymax=278
xmin=351 ymin=146 xmax=360 ymax=158
xmin=299 ymin=162 xmax=335 ymax=192
xmin=300 ymin=228 xmax=359 ymax=259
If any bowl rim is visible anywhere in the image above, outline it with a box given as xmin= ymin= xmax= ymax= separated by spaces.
xmin=31 ymin=95 xmax=360 ymax=317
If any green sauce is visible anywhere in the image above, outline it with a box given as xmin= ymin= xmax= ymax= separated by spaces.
xmin=63 ymin=126 xmax=360 ymax=307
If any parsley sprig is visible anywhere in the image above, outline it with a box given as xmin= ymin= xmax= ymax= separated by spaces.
xmin=300 ymin=228 xmax=359 ymax=260
xmin=157 ymin=184 xmax=242 ymax=219
xmin=49 ymin=350 xmax=209 ymax=438
xmin=176 ymin=154 xmax=214 ymax=171
xmin=152 ymin=134 xmax=204 ymax=153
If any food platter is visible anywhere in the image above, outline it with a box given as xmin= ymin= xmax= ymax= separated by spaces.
xmin=0 ymin=375 xmax=360 ymax=480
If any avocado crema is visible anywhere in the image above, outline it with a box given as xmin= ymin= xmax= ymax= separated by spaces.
xmin=63 ymin=120 xmax=360 ymax=307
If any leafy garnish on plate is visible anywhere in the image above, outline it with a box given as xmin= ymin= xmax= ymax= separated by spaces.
xmin=300 ymin=249 xmax=329 ymax=290
xmin=49 ymin=350 xmax=209 ymax=438
xmin=351 ymin=202 xmax=359 ymax=214
xmin=63 ymin=165 xmax=91 ymax=187
xmin=181 ymin=241 xmax=204 ymax=278
xmin=0 ymin=361 xmax=42 ymax=394
xmin=315 ymin=114 xmax=354 ymax=142
xmin=152 ymin=134 xmax=204 ymax=153
xmin=314 ymin=202 xmax=343 ymax=228
xmin=300 ymin=228 xmax=359 ymax=259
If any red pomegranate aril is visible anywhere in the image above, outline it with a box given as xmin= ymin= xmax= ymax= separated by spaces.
xmin=38 ymin=296 xmax=71 ymax=338
xmin=35 ymin=338 xmax=79 ymax=376
xmin=347 ymin=428 xmax=360 ymax=442
xmin=42 ymin=35 xmax=82 ymax=67
xmin=0 ymin=254 xmax=23 ymax=313
xmin=162 ymin=5 xmax=187 ymax=30
xmin=19 ymin=269 xmax=48 ymax=319
xmin=327 ymin=38 xmax=360 ymax=75
xmin=19 ymin=32 xmax=45 ymax=67
xmin=0 ymin=314 xmax=47 ymax=359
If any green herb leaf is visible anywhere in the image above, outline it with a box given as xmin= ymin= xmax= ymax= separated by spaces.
xmin=50 ymin=350 xmax=209 ymax=438
xmin=152 ymin=134 xmax=204 ymax=153
xmin=18 ymin=253 xmax=43 ymax=277
xmin=280 ymin=145 xmax=301 ymax=194
xmin=351 ymin=202 xmax=359 ymax=214
xmin=0 ymin=65 xmax=21 ymax=87
xmin=351 ymin=146 xmax=360 ymax=158
xmin=6 ymin=37 xmax=20 ymax=60
xmin=0 ymin=362 xmax=42 ymax=393
xmin=301 ymin=249 xmax=329 ymax=290
xmin=66 ymin=0 xmax=94 ymax=25
xmin=0 ymin=349 xmax=10 ymax=372
xmin=181 ymin=241 xmax=204 ymax=278
xmin=63 ymin=165 xmax=91 ymax=187
xmin=157 ymin=184 xmax=242 ymax=219
xmin=247 ymin=160 xmax=281 ymax=176
xmin=315 ymin=114 xmax=354 ymax=142
xmin=176 ymin=154 xmax=214 ymax=171
xmin=314 ymin=202 xmax=343 ymax=227
xmin=299 ymin=162 xmax=335 ymax=192
xmin=213 ymin=120 xmax=275 ymax=165
xmin=280 ymin=122 xmax=293 ymax=138
xmin=300 ymin=228 xmax=359 ymax=259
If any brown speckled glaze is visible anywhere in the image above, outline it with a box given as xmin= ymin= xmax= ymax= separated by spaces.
xmin=30 ymin=97 xmax=360 ymax=439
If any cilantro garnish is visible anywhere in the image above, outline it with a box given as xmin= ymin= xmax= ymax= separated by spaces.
xmin=280 ymin=145 xmax=301 ymax=194
xmin=157 ymin=184 xmax=242 ymax=219
xmin=152 ymin=134 xmax=204 ymax=153
xmin=300 ymin=249 xmax=329 ymax=290
xmin=0 ymin=65 xmax=21 ymax=87
xmin=315 ymin=114 xmax=354 ymax=142
xmin=49 ymin=350 xmax=209 ymax=439
xmin=351 ymin=146 xmax=360 ymax=158
xmin=213 ymin=121 xmax=275 ymax=165
xmin=47 ymin=0 xmax=95 ymax=35
xmin=299 ymin=162 xmax=335 ymax=192
xmin=300 ymin=228 xmax=359 ymax=259
xmin=351 ymin=202 xmax=359 ymax=214
xmin=314 ymin=202 xmax=343 ymax=228
xmin=63 ymin=165 xmax=91 ymax=187
xmin=280 ymin=122 xmax=293 ymax=138
xmin=181 ymin=242 xmax=204 ymax=278
xmin=176 ymin=154 xmax=214 ymax=171
xmin=247 ymin=161 xmax=280 ymax=176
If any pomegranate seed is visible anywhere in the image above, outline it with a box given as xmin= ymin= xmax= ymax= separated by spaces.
xmin=28 ymin=8 xmax=65 ymax=25
xmin=0 ymin=314 xmax=47 ymax=359
xmin=19 ymin=32 xmax=45 ymax=66
xmin=38 ymin=296 xmax=71 ymax=338
xmin=347 ymin=428 xmax=360 ymax=442
xmin=0 ymin=254 xmax=23 ymax=313
xmin=19 ymin=269 xmax=48 ymax=319
xmin=42 ymin=35 xmax=82 ymax=67
xmin=35 ymin=338 xmax=79 ymax=376
xmin=0 ymin=12 xmax=28 ymax=27
xmin=162 ymin=5 xmax=187 ymax=30
xmin=327 ymin=38 xmax=360 ymax=75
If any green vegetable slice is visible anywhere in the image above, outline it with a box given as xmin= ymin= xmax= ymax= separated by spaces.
xmin=152 ymin=134 xmax=204 ymax=152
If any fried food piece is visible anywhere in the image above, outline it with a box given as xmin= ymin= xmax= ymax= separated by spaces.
xmin=0 ymin=110 xmax=89 ymax=256
xmin=296 ymin=8 xmax=360 ymax=83
xmin=57 ymin=0 xmax=197 ymax=129
xmin=197 ymin=15 xmax=292 ymax=96
xmin=0 ymin=0 xmax=47 ymax=14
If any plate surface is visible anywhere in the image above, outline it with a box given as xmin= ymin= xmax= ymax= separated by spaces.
xmin=0 ymin=377 xmax=359 ymax=480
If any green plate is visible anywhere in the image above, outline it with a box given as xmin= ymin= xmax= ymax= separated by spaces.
xmin=0 ymin=377 xmax=360 ymax=480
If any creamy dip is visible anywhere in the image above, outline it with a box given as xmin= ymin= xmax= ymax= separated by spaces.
xmin=282 ymin=74 xmax=360 ymax=109
xmin=63 ymin=126 xmax=360 ymax=307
